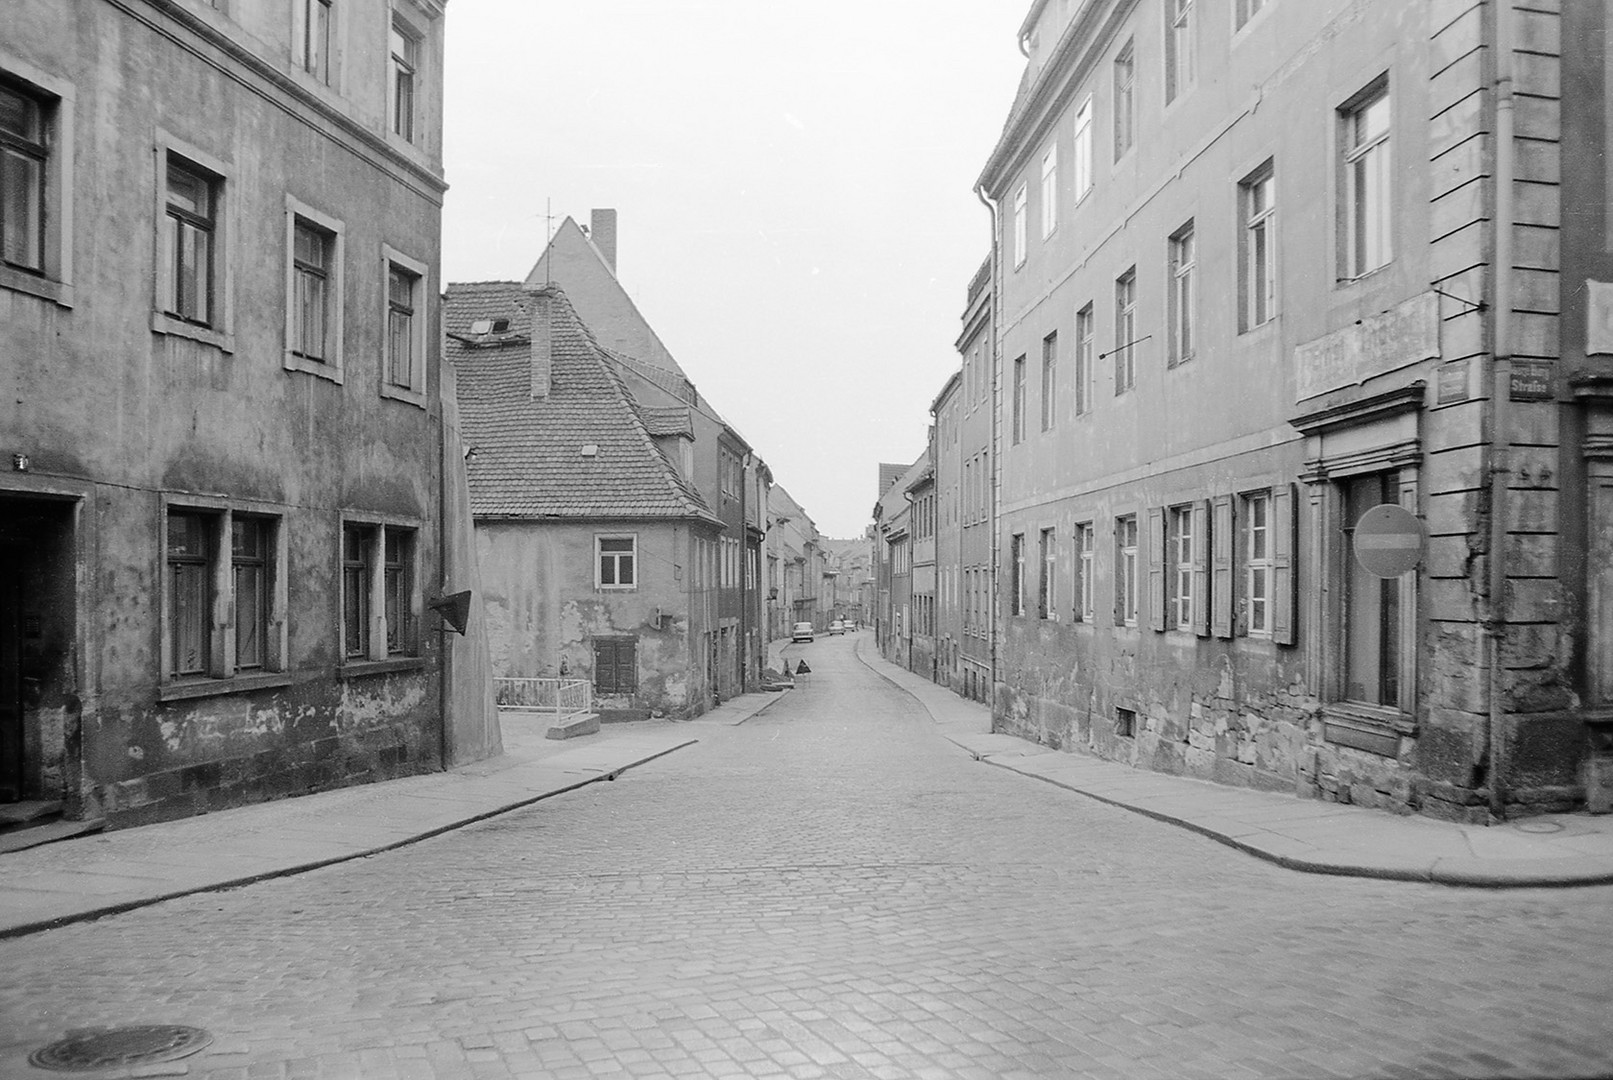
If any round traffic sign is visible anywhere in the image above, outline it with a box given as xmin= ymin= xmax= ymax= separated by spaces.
xmin=1352 ymin=504 xmax=1424 ymax=578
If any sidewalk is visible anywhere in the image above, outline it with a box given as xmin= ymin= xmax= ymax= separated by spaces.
xmin=856 ymin=639 xmax=1613 ymax=888
xmin=0 ymin=692 xmax=783 ymax=940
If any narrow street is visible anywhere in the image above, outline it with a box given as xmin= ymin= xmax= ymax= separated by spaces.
xmin=3 ymin=634 xmax=1611 ymax=1080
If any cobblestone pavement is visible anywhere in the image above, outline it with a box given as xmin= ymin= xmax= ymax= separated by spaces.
xmin=3 ymin=637 xmax=1612 ymax=1080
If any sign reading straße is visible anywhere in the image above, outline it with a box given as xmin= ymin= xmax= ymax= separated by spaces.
xmin=1353 ymin=504 xmax=1425 ymax=578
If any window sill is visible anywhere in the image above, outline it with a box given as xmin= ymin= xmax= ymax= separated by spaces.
xmin=151 ymin=312 xmax=235 ymax=353
xmin=1322 ymin=703 xmax=1415 ymax=757
xmin=380 ymin=382 xmax=427 ymax=409
xmin=0 ymin=266 xmax=73 ymax=308
xmin=284 ymin=352 xmax=344 ymax=383
xmin=159 ymin=671 xmax=294 ymax=702
xmin=1335 ymin=264 xmax=1392 ymax=289
xmin=339 ymin=656 xmax=425 ymax=679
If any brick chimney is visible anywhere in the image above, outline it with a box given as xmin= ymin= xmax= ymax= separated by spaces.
xmin=590 ymin=208 xmax=618 ymax=273
xmin=527 ymin=284 xmax=554 ymax=399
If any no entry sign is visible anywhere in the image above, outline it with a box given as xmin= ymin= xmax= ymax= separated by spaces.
xmin=1353 ymin=504 xmax=1425 ymax=578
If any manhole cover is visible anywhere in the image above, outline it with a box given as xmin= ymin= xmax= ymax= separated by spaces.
xmin=1513 ymin=818 xmax=1565 ymax=834
xmin=29 ymin=1026 xmax=213 ymax=1072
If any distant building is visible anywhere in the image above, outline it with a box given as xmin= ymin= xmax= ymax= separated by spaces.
xmin=447 ymin=282 xmax=723 ymax=720
xmin=980 ymin=0 xmax=1597 ymax=819
xmin=0 ymin=0 xmax=499 ymax=828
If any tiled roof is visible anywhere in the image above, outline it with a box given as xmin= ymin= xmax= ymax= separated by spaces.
xmin=446 ymin=281 xmax=719 ymax=525
xmin=638 ymin=406 xmax=694 ymax=439
xmin=878 ymin=463 xmax=907 ymax=497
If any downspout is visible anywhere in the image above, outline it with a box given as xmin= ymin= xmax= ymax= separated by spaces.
xmin=977 ymin=182 xmax=1002 ymax=721
xmin=1486 ymin=0 xmax=1517 ymax=821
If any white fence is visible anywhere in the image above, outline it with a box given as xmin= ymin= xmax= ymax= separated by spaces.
xmin=494 ymin=677 xmax=593 ymax=722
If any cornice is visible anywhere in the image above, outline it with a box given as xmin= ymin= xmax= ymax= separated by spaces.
xmin=118 ymin=0 xmax=448 ymax=200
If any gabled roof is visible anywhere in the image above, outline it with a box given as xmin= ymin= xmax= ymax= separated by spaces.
xmin=878 ymin=463 xmax=907 ymax=498
xmin=446 ymin=280 xmax=719 ymax=526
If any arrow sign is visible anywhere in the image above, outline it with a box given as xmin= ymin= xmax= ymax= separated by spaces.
xmin=1352 ymin=504 xmax=1424 ymax=578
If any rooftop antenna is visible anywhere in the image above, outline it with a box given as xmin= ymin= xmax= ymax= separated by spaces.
xmin=543 ymin=198 xmax=553 ymax=286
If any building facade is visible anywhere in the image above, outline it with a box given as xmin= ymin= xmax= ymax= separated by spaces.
xmin=980 ymin=0 xmax=1593 ymax=819
xmin=0 ymin=0 xmax=490 ymax=828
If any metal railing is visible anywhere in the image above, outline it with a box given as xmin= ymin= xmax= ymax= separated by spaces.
xmin=494 ymin=677 xmax=592 ymax=722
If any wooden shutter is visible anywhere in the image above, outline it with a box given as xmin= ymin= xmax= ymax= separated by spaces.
xmin=1113 ymin=524 xmax=1126 ymax=626
xmin=1148 ymin=507 xmax=1166 ymax=632
xmin=1272 ymin=484 xmax=1296 ymax=645
xmin=1212 ymin=494 xmax=1234 ymax=638
xmin=1192 ymin=500 xmax=1211 ymax=637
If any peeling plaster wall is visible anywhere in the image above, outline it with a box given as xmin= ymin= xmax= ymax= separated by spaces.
xmin=476 ymin=520 xmax=705 ymax=718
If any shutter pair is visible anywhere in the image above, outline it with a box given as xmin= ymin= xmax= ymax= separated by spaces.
xmin=1148 ymin=486 xmax=1295 ymax=644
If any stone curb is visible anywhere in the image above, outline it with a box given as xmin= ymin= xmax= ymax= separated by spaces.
xmin=855 ymin=640 xmax=1613 ymax=890
xmin=0 ymin=738 xmax=698 ymax=941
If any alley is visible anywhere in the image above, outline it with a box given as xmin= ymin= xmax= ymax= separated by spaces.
xmin=3 ymin=635 xmax=1612 ymax=1080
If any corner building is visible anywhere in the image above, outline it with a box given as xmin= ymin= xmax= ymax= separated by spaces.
xmin=1 ymin=0 xmax=458 ymax=826
xmin=983 ymin=0 xmax=1592 ymax=819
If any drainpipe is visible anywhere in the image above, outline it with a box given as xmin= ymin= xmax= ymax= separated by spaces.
xmin=1486 ymin=0 xmax=1517 ymax=821
xmin=977 ymin=182 xmax=1002 ymax=720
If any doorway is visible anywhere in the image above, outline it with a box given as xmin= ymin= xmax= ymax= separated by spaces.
xmin=0 ymin=496 xmax=77 ymax=805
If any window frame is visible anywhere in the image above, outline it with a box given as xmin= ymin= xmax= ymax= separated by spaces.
xmin=1038 ymin=527 xmax=1056 ymax=620
xmin=1243 ymin=490 xmax=1273 ymax=636
xmin=1114 ymin=514 xmax=1138 ymax=627
xmin=1165 ymin=0 xmax=1196 ymax=105
xmin=293 ymin=0 xmax=335 ymax=87
xmin=152 ymin=134 xmax=234 ymax=351
xmin=1040 ymin=332 xmax=1057 ymax=433
xmin=159 ymin=496 xmax=290 ymax=700
xmin=339 ymin=514 xmax=422 ymax=668
xmin=1114 ymin=269 xmax=1137 ymax=394
xmin=1340 ymin=78 xmax=1392 ymax=282
xmin=283 ymin=195 xmax=345 ymax=382
xmin=389 ymin=15 xmax=420 ymax=143
xmin=163 ymin=157 xmax=216 ymax=330
xmin=1074 ymin=303 xmax=1094 ymax=416
xmin=1010 ymin=532 xmax=1025 ymax=618
xmin=1168 ymin=222 xmax=1196 ymax=367
xmin=1240 ymin=162 xmax=1277 ymax=331
xmin=1012 ymin=184 xmax=1028 ymax=269
xmin=1040 ymin=143 xmax=1058 ymax=239
xmin=381 ymin=243 xmax=428 ymax=405
xmin=1075 ymin=522 xmax=1095 ymax=623
xmin=0 ymin=54 xmax=74 ymax=307
xmin=1235 ymin=0 xmax=1269 ymax=33
xmin=596 ymin=533 xmax=639 ymax=591
xmin=1011 ymin=354 xmax=1027 ymax=444
xmin=1073 ymin=95 xmax=1093 ymax=202
xmin=1113 ymin=43 xmax=1135 ymax=162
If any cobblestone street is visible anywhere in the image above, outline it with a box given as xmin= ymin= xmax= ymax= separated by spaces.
xmin=3 ymin=636 xmax=1612 ymax=1080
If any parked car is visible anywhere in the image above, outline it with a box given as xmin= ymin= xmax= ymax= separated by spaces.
xmin=791 ymin=621 xmax=815 ymax=643
xmin=828 ymin=620 xmax=846 ymax=635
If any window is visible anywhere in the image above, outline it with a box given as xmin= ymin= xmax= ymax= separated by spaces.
xmin=164 ymin=505 xmax=286 ymax=691
xmin=293 ymin=219 xmax=332 ymax=361
xmin=1074 ymin=304 xmax=1094 ymax=416
xmin=1075 ymin=522 xmax=1094 ymax=622
xmin=1342 ymin=81 xmax=1391 ymax=279
xmin=1236 ymin=0 xmax=1267 ymax=30
xmin=1243 ymin=491 xmax=1271 ymax=635
xmin=293 ymin=0 xmax=333 ymax=85
xmin=1011 ymin=533 xmax=1025 ymax=617
xmin=1040 ymin=145 xmax=1058 ymax=238
xmin=284 ymin=197 xmax=344 ymax=379
xmin=1040 ymin=332 xmax=1057 ymax=432
xmin=597 ymin=535 xmax=637 ymax=589
xmin=168 ymin=511 xmax=212 ymax=678
xmin=593 ymin=637 xmax=638 ymax=695
xmin=1073 ymin=96 xmax=1093 ymax=201
xmin=1168 ymin=222 xmax=1195 ymax=366
xmin=1115 ymin=706 xmax=1136 ymax=738
xmin=389 ymin=18 xmax=419 ymax=143
xmin=1038 ymin=528 xmax=1055 ymax=619
xmin=1343 ymin=473 xmax=1399 ymax=705
xmin=380 ymin=244 xmax=429 ymax=401
xmin=1012 ymin=185 xmax=1028 ymax=268
xmin=1113 ymin=41 xmax=1135 ymax=161
xmin=1115 ymin=515 xmax=1138 ymax=626
xmin=232 ymin=516 xmax=270 ymax=670
xmin=342 ymin=520 xmax=419 ymax=662
xmin=1012 ymin=355 xmax=1026 ymax=444
xmin=1240 ymin=164 xmax=1276 ymax=330
xmin=1168 ymin=506 xmax=1195 ymax=631
xmin=0 ymin=80 xmax=46 ymax=274
xmin=1165 ymin=0 xmax=1195 ymax=103
xmin=1114 ymin=269 xmax=1136 ymax=393
xmin=164 ymin=158 xmax=215 ymax=326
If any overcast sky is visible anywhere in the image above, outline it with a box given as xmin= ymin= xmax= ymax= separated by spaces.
xmin=441 ymin=2 xmax=1027 ymax=538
